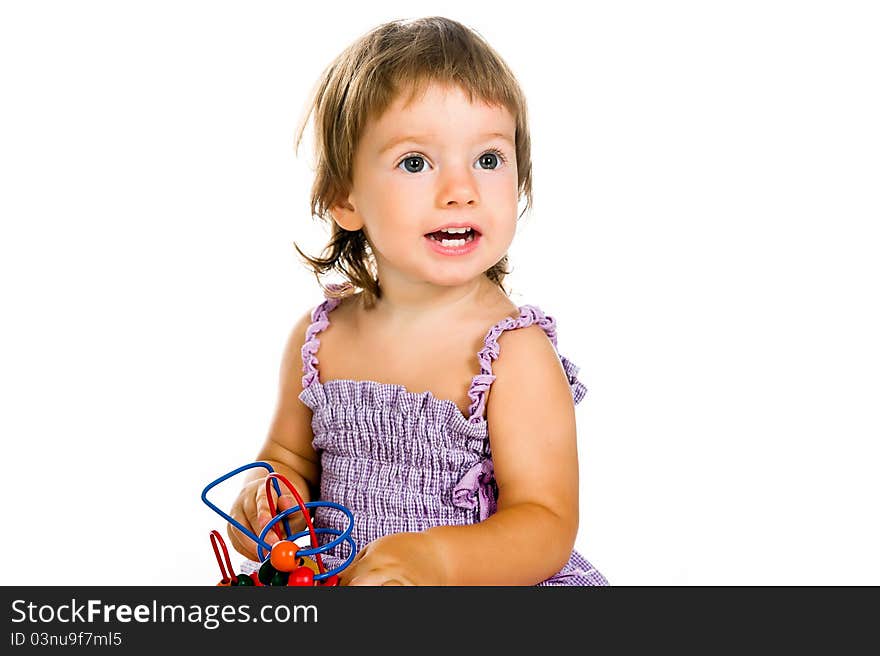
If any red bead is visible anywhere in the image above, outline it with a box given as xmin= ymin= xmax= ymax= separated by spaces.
xmin=287 ymin=566 xmax=315 ymax=587
xmin=249 ymin=571 xmax=263 ymax=587
xmin=320 ymin=574 xmax=340 ymax=587
xmin=270 ymin=541 xmax=300 ymax=573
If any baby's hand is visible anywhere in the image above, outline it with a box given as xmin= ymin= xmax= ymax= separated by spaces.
xmin=340 ymin=532 xmax=447 ymax=586
xmin=227 ymin=477 xmax=306 ymax=562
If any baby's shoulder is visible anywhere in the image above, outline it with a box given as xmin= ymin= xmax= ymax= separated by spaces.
xmin=323 ymin=290 xmax=362 ymax=333
xmin=486 ymin=323 xmax=575 ymax=425
xmin=277 ymin=306 xmax=320 ymax=376
xmin=301 ymin=289 xmax=361 ymax=328
xmin=490 ymin=308 xmax=569 ymax=391
xmin=494 ymin=319 xmax=560 ymax=368
xmin=282 ymin=291 xmax=355 ymax=360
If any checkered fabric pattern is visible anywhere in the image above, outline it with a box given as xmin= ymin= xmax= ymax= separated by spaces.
xmin=295 ymin=284 xmax=609 ymax=586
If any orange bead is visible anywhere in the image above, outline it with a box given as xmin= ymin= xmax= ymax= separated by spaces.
xmin=269 ymin=540 xmax=300 ymax=572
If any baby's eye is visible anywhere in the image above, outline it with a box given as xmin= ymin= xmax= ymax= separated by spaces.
xmin=399 ymin=155 xmax=430 ymax=174
xmin=477 ymin=149 xmax=507 ymax=170
xmin=477 ymin=151 xmax=501 ymax=171
xmin=396 ymin=148 xmax=509 ymax=174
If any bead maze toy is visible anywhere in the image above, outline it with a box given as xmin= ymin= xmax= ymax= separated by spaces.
xmin=201 ymin=461 xmax=356 ymax=586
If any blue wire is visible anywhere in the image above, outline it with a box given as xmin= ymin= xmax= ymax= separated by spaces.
xmin=258 ymin=502 xmax=354 ymax=557
xmin=202 ymin=461 xmax=358 ymax=580
xmin=200 ymin=461 xmax=292 ymax=551
xmin=257 ymin=526 xmax=357 ymax=581
xmin=256 ymin=502 xmax=357 ymax=579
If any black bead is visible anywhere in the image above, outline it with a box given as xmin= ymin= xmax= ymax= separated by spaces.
xmin=270 ymin=570 xmax=290 ymax=586
xmin=258 ymin=558 xmax=277 ymax=585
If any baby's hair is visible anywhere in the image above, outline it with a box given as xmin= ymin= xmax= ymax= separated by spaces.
xmin=293 ymin=16 xmax=533 ymax=307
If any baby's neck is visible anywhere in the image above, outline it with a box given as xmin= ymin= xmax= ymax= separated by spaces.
xmin=370 ymin=277 xmax=496 ymax=322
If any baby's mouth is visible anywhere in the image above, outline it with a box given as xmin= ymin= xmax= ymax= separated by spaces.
xmin=424 ymin=227 xmax=480 ymax=245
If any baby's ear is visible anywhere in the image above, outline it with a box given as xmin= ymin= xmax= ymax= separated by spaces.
xmin=329 ymin=196 xmax=363 ymax=232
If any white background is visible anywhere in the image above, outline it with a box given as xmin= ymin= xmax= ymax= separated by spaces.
xmin=1 ymin=1 xmax=878 ymax=586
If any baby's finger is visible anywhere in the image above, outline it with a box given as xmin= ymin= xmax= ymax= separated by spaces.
xmin=226 ymin=522 xmax=258 ymax=562
xmin=237 ymin=488 xmax=272 ymax=547
xmin=276 ymin=493 xmax=299 ymax=512
xmin=256 ymin=511 xmax=281 ymax=546
xmin=274 ymin=493 xmax=311 ymax=536
xmin=225 ymin=499 xmax=254 ymax=553
xmin=344 ymin=566 xmax=407 ymax=586
xmin=348 ymin=545 xmax=366 ymax=568
xmin=347 ymin=574 xmax=402 ymax=587
xmin=255 ymin=484 xmax=283 ymax=543
xmin=345 ymin=575 xmax=372 ymax=587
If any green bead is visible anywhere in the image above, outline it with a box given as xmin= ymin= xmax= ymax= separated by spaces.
xmin=270 ymin=570 xmax=290 ymax=586
xmin=258 ymin=558 xmax=277 ymax=585
xmin=236 ymin=574 xmax=254 ymax=586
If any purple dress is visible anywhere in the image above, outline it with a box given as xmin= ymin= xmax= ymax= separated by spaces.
xmin=297 ymin=285 xmax=609 ymax=586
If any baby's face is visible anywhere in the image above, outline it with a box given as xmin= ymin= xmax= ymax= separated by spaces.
xmin=334 ymin=82 xmax=519 ymax=289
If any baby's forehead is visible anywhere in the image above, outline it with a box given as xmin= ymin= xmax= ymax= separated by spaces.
xmin=371 ymin=82 xmax=514 ymax=129
xmin=360 ymin=92 xmax=515 ymax=161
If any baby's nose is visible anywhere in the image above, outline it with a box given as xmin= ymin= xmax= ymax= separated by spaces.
xmin=437 ymin=165 xmax=480 ymax=206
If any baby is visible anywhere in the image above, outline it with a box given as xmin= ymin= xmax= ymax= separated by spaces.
xmin=227 ymin=16 xmax=608 ymax=586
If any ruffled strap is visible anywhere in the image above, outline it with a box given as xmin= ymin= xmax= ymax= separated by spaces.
xmin=466 ymin=305 xmax=588 ymax=423
xmin=300 ymin=283 xmax=350 ymax=390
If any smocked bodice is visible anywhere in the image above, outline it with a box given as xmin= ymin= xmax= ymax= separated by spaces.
xmin=296 ymin=284 xmax=608 ymax=586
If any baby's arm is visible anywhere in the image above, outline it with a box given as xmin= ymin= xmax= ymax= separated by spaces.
xmin=431 ymin=326 xmax=580 ymax=584
xmin=343 ymin=326 xmax=580 ymax=585
xmin=226 ymin=309 xmax=322 ymax=562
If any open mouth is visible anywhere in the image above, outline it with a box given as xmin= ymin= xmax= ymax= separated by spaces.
xmin=423 ymin=227 xmax=481 ymax=256
xmin=424 ymin=226 xmax=480 ymax=246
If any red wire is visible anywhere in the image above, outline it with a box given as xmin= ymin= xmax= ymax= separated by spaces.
xmin=264 ymin=474 xmax=325 ymax=574
xmin=210 ymin=530 xmax=234 ymax=582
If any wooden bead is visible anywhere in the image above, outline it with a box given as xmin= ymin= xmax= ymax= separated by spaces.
xmin=286 ymin=566 xmax=314 ymax=587
xmin=216 ymin=578 xmax=232 ymax=587
xmin=270 ymin=570 xmax=290 ymax=586
xmin=270 ymin=541 xmax=300 ymax=573
xmin=258 ymin=558 xmax=277 ymax=585
xmin=298 ymin=555 xmax=321 ymax=575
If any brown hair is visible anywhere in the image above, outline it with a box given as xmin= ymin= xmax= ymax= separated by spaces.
xmin=293 ymin=16 xmax=533 ymax=307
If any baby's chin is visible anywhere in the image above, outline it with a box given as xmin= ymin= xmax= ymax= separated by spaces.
xmin=417 ymin=267 xmax=497 ymax=289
